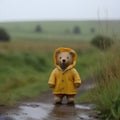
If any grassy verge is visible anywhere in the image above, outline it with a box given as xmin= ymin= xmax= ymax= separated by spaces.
xmin=0 ymin=51 xmax=52 ymax=105
xmin=0 ymin=40 xmax=100 ymax=105
xmin=76 ymin=41 xmax=120 ymax=119
xmin=89 ymin=43 xmax=120 ymax=120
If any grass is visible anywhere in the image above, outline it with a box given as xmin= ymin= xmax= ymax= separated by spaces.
xmin=0 ymin=20 xmax=120 ymax=40
xmin=0 ymin=40 xmax=100 ymax=105
xmin=76 ymin=41 xmax=120 ymax=119
xmin=0 ymin=50 xmax=52 ymax=105
xmin=89 ymin=43 xmax=120 ymax=120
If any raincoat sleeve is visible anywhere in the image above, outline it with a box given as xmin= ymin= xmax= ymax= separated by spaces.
xmin=48 ymin=69 xmax=56 ymax=85
xmin=73 ymin=69 xmax=81 ymax=84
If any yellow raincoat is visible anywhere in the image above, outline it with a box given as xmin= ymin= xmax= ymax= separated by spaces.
xmin=48 ymin=47 xmax=81 ymax=95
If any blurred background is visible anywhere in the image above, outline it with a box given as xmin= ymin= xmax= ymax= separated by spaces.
xmin=0 ymin=0 xmax=120 ymax=119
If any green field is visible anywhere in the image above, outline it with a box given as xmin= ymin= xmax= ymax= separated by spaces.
xmin=0 ymin=20 xmax=120 ymax=119
xmin=0 ymin=39 xmax=100 ymax=105
xmin=0 ymin=20 xmax=120 ymax=40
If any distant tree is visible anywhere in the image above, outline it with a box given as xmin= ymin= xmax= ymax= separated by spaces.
xmin=90 ymin=27 xmax=95 ymax=33
xmin=0 ymin=28 xmax=10 ymax=42
xmin=35 ymin=25 xmax=42 ymax=32
xmin=73 ymin=26 xmax=81 ymax=34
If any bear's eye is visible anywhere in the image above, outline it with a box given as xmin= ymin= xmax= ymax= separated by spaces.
xmin=67 ymin=57 xmax=69 ymax=59
xmin=59 ymin=57 xmax=62 ymax=59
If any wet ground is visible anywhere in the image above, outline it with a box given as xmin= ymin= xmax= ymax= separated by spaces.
xmin=0 ymin=102 xmax=99 ymax=120
xmin=0 ymin=78 xmax=99 ymax=120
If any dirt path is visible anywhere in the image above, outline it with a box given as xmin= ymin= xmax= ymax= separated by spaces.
xmin=0 ymin=78 xmax=99 ymax=120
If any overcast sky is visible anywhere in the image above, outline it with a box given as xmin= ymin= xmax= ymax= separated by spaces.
xmin=0 ymin=0 xmax=120 ymax=22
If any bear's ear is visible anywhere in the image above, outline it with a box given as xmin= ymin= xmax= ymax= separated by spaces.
xmin=56 ymin=50 xmax=60 ymax=55
xmin=55 ymin=50 xmax=60 ymax=65
xmin=70 ymin=52 xmax=74 ymax=57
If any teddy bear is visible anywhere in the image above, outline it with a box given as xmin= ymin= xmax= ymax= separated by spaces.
xmin=48 ymin=47 xmax=81 ymax=105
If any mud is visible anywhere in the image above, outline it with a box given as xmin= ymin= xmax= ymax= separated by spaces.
xmin=0 ymin=78 xmax=99 ymax=120
xmin=0 ymin=102 xmax=98 ymax=120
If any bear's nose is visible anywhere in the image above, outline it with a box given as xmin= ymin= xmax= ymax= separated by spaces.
xmin=62 ymin=59 xmax=66 ymax=63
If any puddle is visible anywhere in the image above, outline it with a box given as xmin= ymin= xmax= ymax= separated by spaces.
xmin=3 ymin=103 xmax=53 ymax=120
xmin=0 ymin=102 xmax=98 ymax=120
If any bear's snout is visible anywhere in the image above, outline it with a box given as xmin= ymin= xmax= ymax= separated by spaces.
xmin=62 ymin=59 xmax=66 ymax=63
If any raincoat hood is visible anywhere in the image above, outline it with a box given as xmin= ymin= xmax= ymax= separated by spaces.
xmin=54 ymin=47 xmax=77 ymax=71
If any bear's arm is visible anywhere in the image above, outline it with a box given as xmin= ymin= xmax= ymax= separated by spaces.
xmin=48 ymin=69 xmax=56 ymax=88
xmin=73 ymin=69 xmax=82 ymax=88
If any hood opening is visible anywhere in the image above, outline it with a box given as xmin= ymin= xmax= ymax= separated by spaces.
xmin=54 ymin=47 xmax=77 ymax=71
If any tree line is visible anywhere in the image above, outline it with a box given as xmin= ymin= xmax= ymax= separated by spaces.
xmin=34 ymin=25 xmax=96 ymax=34
xmin=0 ymin=25 xmax=114 ymax=51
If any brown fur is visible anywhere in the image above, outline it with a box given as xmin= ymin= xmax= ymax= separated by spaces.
xmin=57 ymin=52 xmax=72 ymax=70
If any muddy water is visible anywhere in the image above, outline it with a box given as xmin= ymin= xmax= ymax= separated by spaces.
xmin=0 ymin=102 xmax=98 ymax=120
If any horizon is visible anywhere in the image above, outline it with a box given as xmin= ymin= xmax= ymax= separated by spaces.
xmin=0 ymin=19 xmax=120 ymax=23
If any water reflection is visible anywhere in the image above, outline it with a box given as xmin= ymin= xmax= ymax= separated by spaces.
xmin=49 ymin=104 xmax=77 ymax=119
